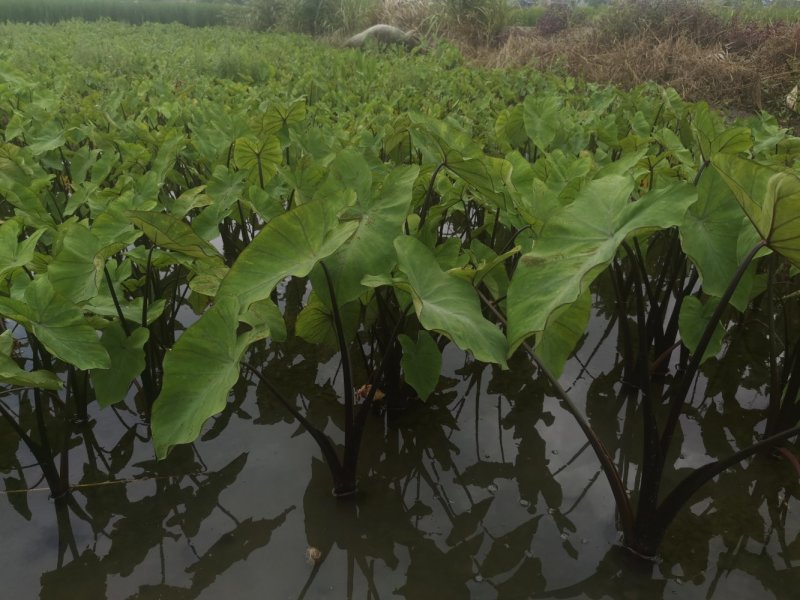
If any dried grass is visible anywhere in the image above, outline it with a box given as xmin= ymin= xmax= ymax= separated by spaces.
xmin=467 ymin=23 xmax=800 ymax=116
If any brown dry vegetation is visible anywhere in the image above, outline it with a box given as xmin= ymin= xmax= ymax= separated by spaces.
xmin=464 ymin=2 xmax=800 ymax=122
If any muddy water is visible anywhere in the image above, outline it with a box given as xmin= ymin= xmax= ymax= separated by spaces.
xmin=1 ymin=307 xmax=798 ymax=599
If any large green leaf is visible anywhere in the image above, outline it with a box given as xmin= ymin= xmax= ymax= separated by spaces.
xmin=394 ymin=236 xmax=508 ymax=367
xmin=26 ymin=121 xmax=66 ymax=156
xmin=233 ymin=135 xmax=281 ymax=185
xmin=46 ymin=222 xmax=107 ymax=304
xmin=399 ymin=331 xmax=441 ymax=401
xmin=216 ymin=201 xmax=359 ymax=308
xmin=311 ymin=159 xmax=419 ymax=305
xmin=524 ymin=95 xmax=560 ymax=151
xmin=0 ymin=278 xmax=110 ymax=370
xmin=680 ymin=168 xmax=758 ymax=311
xmin=151 ymin=300 xmax=246 ymax=458
xmin=712 ymin=154 xmax=800 ymax=267
xmin=692 ymin=104 xmax=752 ymax=159
xmin=92 ymin=322 xmax=149 ymax=407
xmin=507 ymin=176 xmax=697 ymax=354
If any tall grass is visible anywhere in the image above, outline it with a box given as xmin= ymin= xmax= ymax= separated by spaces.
xmin=0 ymin=0 xmax=238 ymax=27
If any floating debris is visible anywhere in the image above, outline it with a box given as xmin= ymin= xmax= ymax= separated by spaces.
xmin=356 ymin=384 xmax=385 ymax=401
xmin=305 ymin=546 xmax=322 ymax=565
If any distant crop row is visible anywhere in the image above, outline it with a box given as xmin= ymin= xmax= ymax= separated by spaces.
xmin=0 ymin=0 xmax=237 ymax=27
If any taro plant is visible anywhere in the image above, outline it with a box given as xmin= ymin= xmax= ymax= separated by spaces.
xmin=149 ymin=132 xmax=518 ymax=495
xmin=493 ymin=101 xmax=800 ymax=557
xmin=150 ymin=156 xmax=411 ymax=495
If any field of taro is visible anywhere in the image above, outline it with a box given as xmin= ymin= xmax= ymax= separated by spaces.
xmin=0 ymin=20 xmax=798 ymax=599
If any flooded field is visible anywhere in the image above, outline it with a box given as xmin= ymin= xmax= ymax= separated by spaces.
xmin=2 ymin=294 xmax=797 ymax=599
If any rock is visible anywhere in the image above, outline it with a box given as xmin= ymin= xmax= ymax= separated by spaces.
xmin=344 ymin=24 xmax=418 ymax=49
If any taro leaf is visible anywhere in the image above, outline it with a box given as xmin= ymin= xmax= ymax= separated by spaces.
xmin=0 ymin=146 xmax=57 ymax=228
xmin=150 ymin=130 xmax=185 ymax=184
xmin=46 ymin=222 xmax=109 ymax=303
xmin=0 ymin=331 xmax=61 ymax=390
xmin=680 ymin=168 xmax=758 ymax=311
xmin=409 ymin=114 xmax=509 ymax=207
xmin=678 ymin=296 xmax=725 ymax=364
xmin=0 ymin=278 xmax=109 ymax=370
xmin=712 ymin=154 xmax=800 ymax=267
xmin=168 ymin=185 xmax=208 ymax=218
xmin=233 ymin=135 xmax=281 ymax=185
xmin=535 ymin=289 xmax=591 ymax=378
xmin=215 ymin=201 xmax=359 ymax=308
xmin=495 ymin=105 xmax=527 ymax=151
xmin=91 ymin=322 xmax=149 ymax=408
xmin=692 ymin=104 xmax=752 ymax=159
xmin=152 ymin=300 xmax=246 ymax=458
xmin=323 ymin=148 xmax=373 ymax=202
xmin=92 ymin=208 xmax=142 ymax=249
xmin=311 ymin=161 xmax=419 ymax=306
xmin=259 ymin=99 xmax=306 ymax=135
xmin=394 ymin=236 xmax=508 ymax=367
xmin=188 ymin=261 xmax=229 ymax=298
xmin=127 ymin=210 xmax=223 ymax=261
xmin=458 ymin=156 xmax=512 ymax=211
xmin=88 ymin=293 xmax=166 ymax=324
xmin=295 ymin=293 xmax=360 ymax=350
xmin=26 ymin=122 xmax=66 ymax=156
xmin=447 ymin=242 xmax=518 ymax=303
xmin=0 ymin=220 xmax=45 ymax=280
xmin=409 ymin=112 xmax=483 ymax=160
xmin=524 ymin=95 xmax=560 ymax=152
xmin=398 ymin=331 xmax=441 ymax=401
xmin=192 ymin=166 xmax=247 ymax=240
xmin=152 ymin=202 xmax=358 ymax=457
xmin=239 ymin=299 xmax=287 ymax=343
xmin=507 ymin=177 xmax=697 ymax=355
